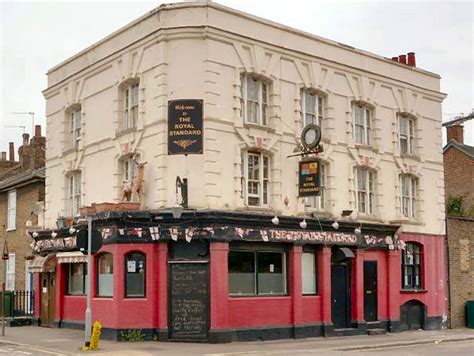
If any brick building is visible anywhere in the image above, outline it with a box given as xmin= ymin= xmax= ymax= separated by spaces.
xmin=0 ymin=126 xmax=45 ymax=292
xmin=31 ymin=1 xmax=448 ymax=342
xmin=443 ymin=114 xmax=474 ymax=328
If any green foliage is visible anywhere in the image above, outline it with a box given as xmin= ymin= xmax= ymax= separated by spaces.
xmin=120 ymin=329 xmax=145 ymax=342
xmin=152 ymin=334 xmax=159 ymax=342
xmin=446 ymin=194 xmax=466 ymax=216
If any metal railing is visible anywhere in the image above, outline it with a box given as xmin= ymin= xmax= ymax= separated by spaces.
xmin=1 ymin=290 xmax=35 ymax=318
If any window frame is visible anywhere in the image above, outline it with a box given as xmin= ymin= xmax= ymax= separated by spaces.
xmin=123 ymin=82 xmax=139 ymax=130
xmin=352 ymin=104 xmax=372 ymax=145
xmin=401 ymin=243 xmax=423 ymax=290
xmin=7 ymin=190 xmax=16 ymax=231
xmin=228 ymin=248 xmax=288 ymax=297
xmin=242 ymin=151 xmax=270 ymax=207
xmin=5 ymin=253 xmax=15 ymax=291
xmin=398 ymin=114 xmax=415 ymax=155
xmin=67 ymin=172 xmax=82 ymax=217
xmin=66 ymin=263 xmax=87 ymax=296
xmin=69 ymin=108 xmax=81 ymax=149
xmin=96 ymin=253 xmax=114 ymax=297
xmin=124 ymin=252 xmax=146 ymax=298
xmin=241 ymin=75 xmax=269 ymax=126
xmin=301 ymin=90 xmax=324 ymax=127
xmin=355 ymin=167 xmax=375 ymax=215
xmin=400 ymin=174 xmax=417 ymax=219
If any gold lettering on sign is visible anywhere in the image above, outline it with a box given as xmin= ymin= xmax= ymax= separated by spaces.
xmin=173 ymin=140 xmax=197 ymax=149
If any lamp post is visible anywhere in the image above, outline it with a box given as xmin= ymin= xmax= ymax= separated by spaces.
xmin=84 ymin=216 xmax=92 ymax=348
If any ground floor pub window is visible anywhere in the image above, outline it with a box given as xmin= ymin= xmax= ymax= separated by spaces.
xmin=97 ymin=253 xmax=113 ymax=297
xmin=302 ymin=250 xmax=317 ymax=294
xmin=229 ymin=249 xmax=287 ymax=296
xmin=67 ymin=263 xmax=87 ymax=295
xmin=125 ymin=252 xmax=146 ymax=297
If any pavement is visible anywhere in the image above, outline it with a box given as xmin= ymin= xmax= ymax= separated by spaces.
xmin=0 ymin=326 xmax=473 ymax=355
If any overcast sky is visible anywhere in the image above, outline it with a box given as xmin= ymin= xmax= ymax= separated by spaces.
xmin=1 ymin=0 xmax=473 ymax=158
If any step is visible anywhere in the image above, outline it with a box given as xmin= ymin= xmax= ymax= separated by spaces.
xmin=367 ymin=328 xmax=387 ymax=336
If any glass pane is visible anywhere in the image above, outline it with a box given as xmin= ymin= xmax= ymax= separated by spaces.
xmin=229 ymin=251 xmax=255 ymax=295
xmin=257 ymin=252 xmax=285 ymax=295
xmin=302 ymin=252 xmax=316 ymax=294
xmin=68 ymin=264 xmax=85 ymax=295
xmin=126 ymin=253 xmax=145 ymax=297
xmin=97 ymin=254 xmax=113 ymax=296
xmin=357 ymin=169 xmax=367 ymax=191
xmin=131 ymin=85 xmax=139 ymax=106
xmin=263 ymin=180 xmax=268 ymax=205
xmin=247 ymin=101 xmax=258 ymax=123
xmin=354 ymin=106 xmax=364 ymax=125
xmin=355 ymin=125 xmax=364 ymax=144
xmin=247 ymin=78 xmax=258 ymax=101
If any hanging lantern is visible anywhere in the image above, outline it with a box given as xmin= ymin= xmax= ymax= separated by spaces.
xmin=2 ymin=241 xmax=9 ymax=260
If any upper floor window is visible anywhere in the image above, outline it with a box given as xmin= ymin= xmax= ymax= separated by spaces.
xmin=400 ymin=174 xmax=417 ymax=219
xmin=241 ymin=75 xmax=268 ymax=126
xmin=123 ymin=83 xmax=139 ymax=130
xmin=7 ymin=190 xmax=16 ymax=230
xmin=301 ymin=91 xmax=324 ymax=127
xmin=352 ymin=104 xmax=371 ymax=145
xmin=402 ymin=243 xmax=422 ymax=289
xmin=355 ymin=168 xmax=375 ymax=214
xmin=398 ymin=114 xmax=415 ymax=155
xmin=68 ymin=172 xmax=82 ymax=217
xmin=97 ymin=253 xmax=113 ymax=297
xmin=122 ymin=155 xmax=140 ymax=183
xmin=242 ymin=151 xmax=270 ymax=206
xmin=69 ymin=108 xmax=81 ymax=149
xmin=125 ymin=252 xmax=146 ymax=297
xmin=305 ymin=163 xmax=327 ymax=211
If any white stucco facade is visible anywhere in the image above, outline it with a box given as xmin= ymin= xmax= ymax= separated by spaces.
xmin=42 ymin=1 xmax=446 ymax=235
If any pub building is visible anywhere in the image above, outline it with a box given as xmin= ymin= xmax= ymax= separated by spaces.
xmin=30 ymin=1 xmax=447 ymax=343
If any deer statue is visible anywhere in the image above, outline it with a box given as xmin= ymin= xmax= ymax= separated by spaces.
xmin=131 ymin=160 xmax=148 ymax=205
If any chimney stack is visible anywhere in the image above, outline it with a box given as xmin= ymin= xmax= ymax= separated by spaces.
xmin=407 ymin=52 xmax=416 ymax=67
xmin=398 ymin=54 xmax=407 ymax=64
xmin=1 ymin=152 xmax=6 ymax=161
xmin=391 ymin=56 xmax=399 ymax=62
xmin=34 ymin=125 xmax=42 ymax=137
xmin=9 ymin=142 xmax=15 ymax=161
xmin=22 ymin=133 xmax=30 ymax=146
xmin=447 ymin=124 xmax=464 ymax=144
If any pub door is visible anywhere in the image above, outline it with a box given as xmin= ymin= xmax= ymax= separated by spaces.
xmin=40 ymin=272 xmax=56 ymax=327
xmin=331 ymin=263 xmax=351 ymax=329
xmin=364 ymin=261 xmax=378 ymax=322
xmin=168 ymin=239 xmax=210 ymax=341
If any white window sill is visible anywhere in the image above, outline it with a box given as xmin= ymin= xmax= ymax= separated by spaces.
xmin=389 ymin=218 xmax=424 ymax=226
xmin=243 ymin=122 xmax=275 ymax=133
xmin=399 ymin=153 xmax=421 ymax=161
xmin=115 ymin=127 xmax=137 ymax=137
xmin=6 ymin=228 xmax=16 ymax=232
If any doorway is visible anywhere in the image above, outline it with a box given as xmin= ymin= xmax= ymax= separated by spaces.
xmin=40 ymin=272 xmax=56 ymax=327
xmin=400 ymin=300 xmax=425 ymax=330
xmin=364 ymin=261 xmax=378 ymax=322
xmin=331 ymin=263 xmax=350 ymax=328
xmin=168 ymin=239 xmax=210 ymax=341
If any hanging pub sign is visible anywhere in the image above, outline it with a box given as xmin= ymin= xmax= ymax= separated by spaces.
xmin=168 ymin=99 xmax=203 ymax=155
xmin=298 ymin=158 xmax=320 ymax=196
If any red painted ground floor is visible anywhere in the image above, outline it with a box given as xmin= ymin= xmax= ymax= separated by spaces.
xmin=30 ymin=211 xmax=448 ymax=342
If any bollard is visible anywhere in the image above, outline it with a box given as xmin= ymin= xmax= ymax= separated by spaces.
xmin=89 ymin=320 xmax=102 ymax=350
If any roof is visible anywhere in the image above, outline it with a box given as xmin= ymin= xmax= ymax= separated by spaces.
xmin=0 ymin=167 xmax=46 ymax=192
xmin=443 ymin=140 xmax=474 ymax=159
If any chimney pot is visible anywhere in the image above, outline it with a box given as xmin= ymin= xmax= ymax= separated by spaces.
xmin=407 ymin=52 xmax=416 ymax=67
xmin=399 ymin=55 xmax=407 ymax=64
xmin=447 ymin=124 xmax=464 ymax=144
xmin=391 ymin=56 xmax=399 ymax=62
xmin=1 ymin=152 xmax=6 ymax=161
xmin=22 ymin=133 xmax=30 ymax=146
xmin=34 ymin=125 xmax=42 ymax=137
xmin=9 ymin=142 xmax=15 ymax=161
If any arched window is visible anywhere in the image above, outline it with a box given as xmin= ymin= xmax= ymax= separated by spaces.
xmin=96 ymin=253 xmax=113 ymax=297
xmin=402 ymin=243 xmax=422 ymax=289
xmin=125 ymin=252 xmax=146 ymax=297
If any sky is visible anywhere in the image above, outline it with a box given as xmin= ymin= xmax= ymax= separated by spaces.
xmin=1 ymin=0 xmax=473 ymax=159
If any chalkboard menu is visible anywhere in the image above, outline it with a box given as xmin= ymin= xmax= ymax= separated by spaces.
xmin=169 ymin=263 xmax=209 ymax=340
xmin=168 ymin=99 xmax=203 ymax=155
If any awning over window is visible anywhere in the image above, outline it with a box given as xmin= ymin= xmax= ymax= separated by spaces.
xmin=27 ymin=254 xmax=56 ymax=273
xmin=56 ymin=251 xmax=87 ymax=264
